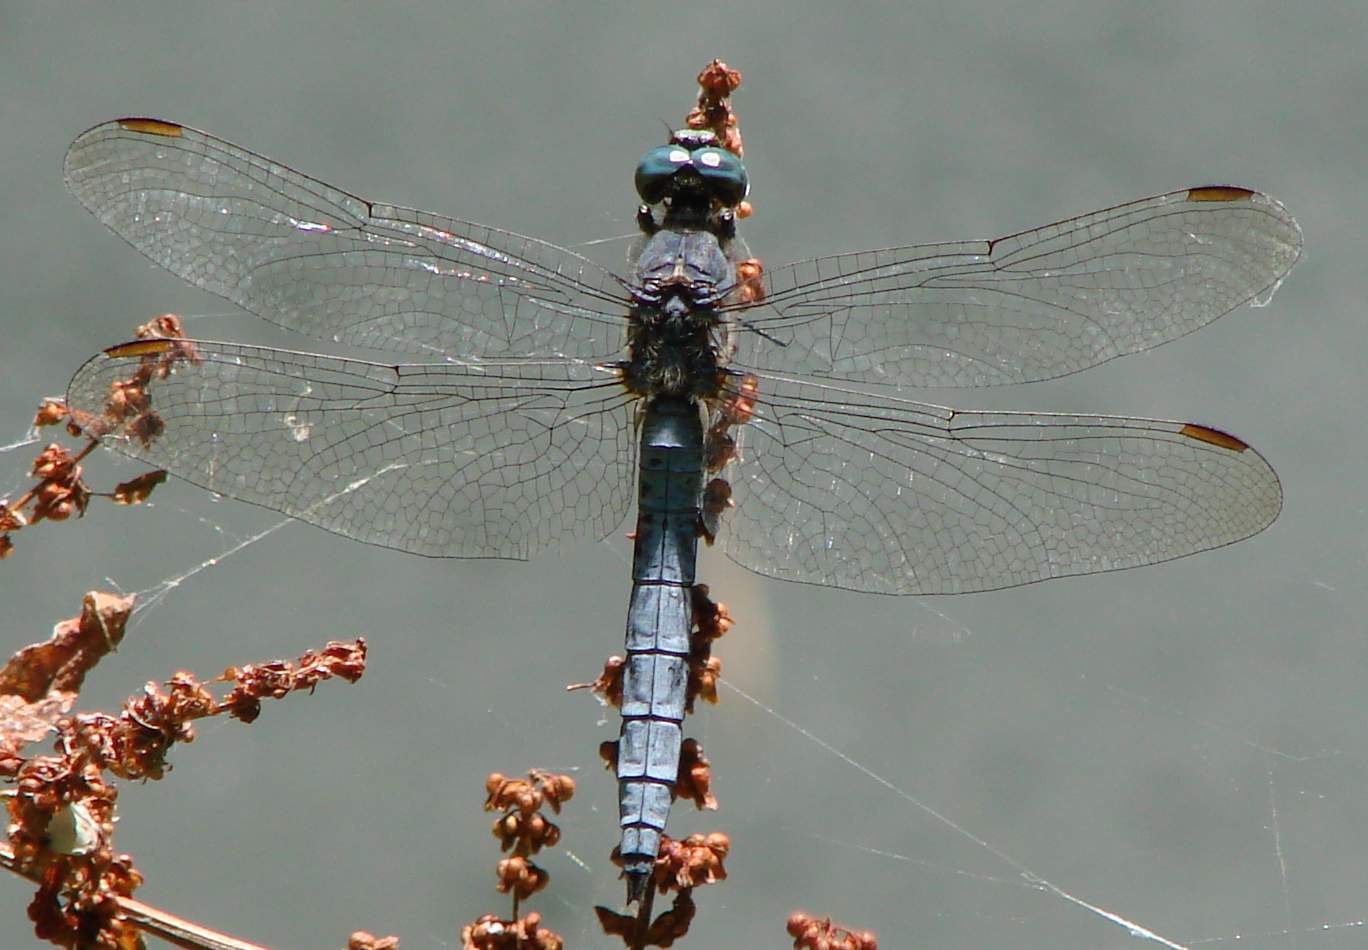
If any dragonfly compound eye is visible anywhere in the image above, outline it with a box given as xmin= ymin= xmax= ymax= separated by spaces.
xmin=634 ymin=146 xmax=691 ymax=205
xmin=690 ymin=147 xmax=749 ymax=207
xmin=634 ymin=145 xmax=748 ymax=208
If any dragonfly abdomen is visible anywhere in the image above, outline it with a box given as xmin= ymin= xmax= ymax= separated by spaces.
xmin=617 ymin=396 xmax=704 ymax=899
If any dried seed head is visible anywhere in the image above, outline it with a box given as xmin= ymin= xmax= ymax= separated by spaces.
xmin=653 ymin=832 xmax=730 ymax=892
xmin=674 ymin=739 xmax=717 ymax=811
xmin=32 ymin=398 xmax=68 ymax=428
xmin=495 ymin=855 xmax=549 ymax=900
xmin=787 ymin=912 xmax=879 ymax=950
xmin=462 ymin=912 xmax=562 ymax=950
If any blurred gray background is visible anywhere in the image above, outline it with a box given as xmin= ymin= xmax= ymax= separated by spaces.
xmin=0 ymin=2 xmax=1361 ymax=947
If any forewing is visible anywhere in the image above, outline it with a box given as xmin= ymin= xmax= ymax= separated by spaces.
xmin=65 ymin=119 xmax=629 ymax=361
xmin=66 ymin=340 xmax=636 ymax=559
xmin=717 ymin=374 xmax=1281 ymax=594
xmin=727 ymin=188 xmax=1301 ymax=387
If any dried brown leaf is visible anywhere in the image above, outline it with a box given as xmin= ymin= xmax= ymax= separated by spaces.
xmin=111 ymin=470 xmax=166 ymax=506
xmin=0 ymin=592 xmax=133 ymax=702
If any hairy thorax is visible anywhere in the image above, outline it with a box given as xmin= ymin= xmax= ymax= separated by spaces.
xmin=622 ymin=229 xmax=734 ymax=401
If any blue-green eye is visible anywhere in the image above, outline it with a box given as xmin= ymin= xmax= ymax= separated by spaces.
xmin=634 ymin=144 xmax=750 ymax=207
xmin=634 ymin=146 xmax=691 ymax=204
xmin=690 ymin=147 xmax=748 ymax=205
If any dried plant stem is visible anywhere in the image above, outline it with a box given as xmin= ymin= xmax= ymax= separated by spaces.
xmin=631 ymin=884 xmax=656 ymax=950
xmin=0 ymin=844 xmax=269 ymax=950
xmin=117 ymin=896 xmax=270 ymax=950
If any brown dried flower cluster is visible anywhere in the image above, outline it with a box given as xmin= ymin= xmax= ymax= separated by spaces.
xmin=694 ymin=63 xmax=764 ymax=303
xmin=493 ymin=855 xmax=547 ymax=903
xmin=566 ymin=654 xmax=624 ymax=708
xmin=462 ymin=772 xmax=572 ymax=948
xmin=0 ymin=314 xmax=195 ymax=557
xmin=218 ymin=639 xmax=368 ymax=725
xmin=697 ymin=478 xmax=732 ymax=544
xmin=66 ymin=313 xmax=199 ymax=448
xmin=786 ymin=912 xmax=879 ymax=950
xmin=462 ymin=911 xmax=561 ymax=950
xmin=685 ymin=584 xmax=730 ymax=714
xmin=654 ymin=832 xmax=729 ymax=892
xmin=485 ymin=771 xmax=575 ymax=821
xmin=732 ymin=255 xmax=766 ymax=305
xmin=32 ymin=398 xmax=69 ymax=430
xmin=597 ymin=832 xmax=729 ymax=947
xmin=673 ymin=739 xmax=715 ymax=811
xmin=28 ymin=444 xmax=86 ymax=519
xmin=11 ymin=442 xmax=92 ymax=536
xmin=0 ymin=435 xmax=90 ymax=558
xmin=490 ymin=799 xmax=561 ymax=855
xmin=4 ymin=590 xmax=141 ymax=949
xmin=594 ymin=891 xmax=695 ymax=949
xmin=687 ymin=61 xmax=744 ymax=161
xmin=109 ymin=470 xmax=166 ymax=507
xmin=699 ymin=374 xmax=759 ymax=547
xmin=0 ymin=589 xmax=366 ymax=947
xmin=482 ymin=771 xmax=574 ymax=905
xmin=707 ymin=374 xmax=756 ymax=468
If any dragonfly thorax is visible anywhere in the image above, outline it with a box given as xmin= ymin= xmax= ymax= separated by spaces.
xmin=624 ymin=228 xmax=734 ymax=399
xmin=624 ymin=288 xmax=725 ymax=399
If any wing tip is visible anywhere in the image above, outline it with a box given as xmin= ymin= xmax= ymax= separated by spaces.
xmin=1185 ymin=185 xmax=1255 ymax=203
xmin=1179 ymin=422 xmax=1249 ymax=452
xmin=103 ymin=338 xmax=178 ymax=358
xmin=116 ymin=117 xmax=184 ymax=138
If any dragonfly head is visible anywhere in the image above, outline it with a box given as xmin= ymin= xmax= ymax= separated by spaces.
xmin=634 ymin=135 xmax=749 ymax=211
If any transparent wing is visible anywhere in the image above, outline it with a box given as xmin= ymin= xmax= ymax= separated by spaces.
xmin=65 ymin=119 xmax=630 ymax=361
xmin=716 ymin=374 xmax=1281 ymax=594
xmin=66 ymin=339 xmax=637 ymax=558
xmin=725 ymin=188 xmax=1301 ymax=387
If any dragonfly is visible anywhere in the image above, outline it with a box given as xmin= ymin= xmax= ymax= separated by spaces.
xmin=62 ymin=115 xmax=1301 ymax=902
